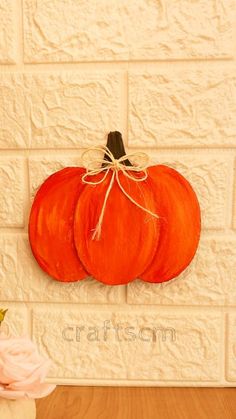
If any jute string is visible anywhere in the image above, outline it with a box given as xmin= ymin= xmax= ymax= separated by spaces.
xmin=81 ymin=146 xmax=159 ymax=240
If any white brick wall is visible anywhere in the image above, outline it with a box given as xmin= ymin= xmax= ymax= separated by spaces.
xmin=0 ymin=0 xmax=236 ymax=387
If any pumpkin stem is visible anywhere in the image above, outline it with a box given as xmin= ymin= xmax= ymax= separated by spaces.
xmin=103 ymin=131 xmax=132 ymax=167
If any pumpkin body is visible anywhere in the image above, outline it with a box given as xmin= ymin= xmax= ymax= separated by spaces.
xmin=0 ymin=399 xmax=36 ymax=419
xmin=29 ymin=167 xmax=88 ymax=282
xmin=28 ymin=131 xmax=201 ymax=285
xmin=74 ymin=171 xmax=160 ymax=285
xmin=141 ymin=165 xmax=201 ymax=283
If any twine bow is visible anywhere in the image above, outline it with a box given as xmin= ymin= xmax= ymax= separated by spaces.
xmin=81 ymin=146 xmax=159 ymax=240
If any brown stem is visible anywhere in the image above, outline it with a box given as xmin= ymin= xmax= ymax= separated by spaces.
xmin=102 ymin=131 xmax=132 ymax=167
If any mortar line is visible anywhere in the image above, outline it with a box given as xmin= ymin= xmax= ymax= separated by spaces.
xmin=23 ymin=157 xmax=31 ymax=233
xmin=11 ymin=56 xmax=236 ymax=66
xmin=120 ymin=67 xmax=128 ymax=146
xmin=230 ymin=157 xmax=236 ymax=230
xmin=45 ymin=378 xmax=232 ymax=387
xmin=2 ymin=301 xmax=236 ymax=311
xmin=222 ymin=312 xmax=227 ymax=384
xmin=1 ymin=146 xmax=236 ymax=154
xmin=125 ymin=64 xmax=129 ymax=147
xmin=1 ymin=58 xmax=236 ymax=74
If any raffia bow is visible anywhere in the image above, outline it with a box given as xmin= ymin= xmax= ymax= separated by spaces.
xmin=81 ymin=146 xmax=159 ymax=240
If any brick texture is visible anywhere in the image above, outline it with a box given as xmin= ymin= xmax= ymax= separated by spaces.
xmin=29 ymin=73 xmax=122 ymax=148
xmin=226 ymin=314 xmax=236 ymax=381
xmin=0 ymin=158 xmax=25 ymax=227
xmin=0 ymin=75 xmax=30 ymax=148
xmin=128 ymin=70 xmax=236 ymax=148
xmin=32 ymin=308 xmax=221 ymax=382
xmin=0 ymin=1 xmax=16 ymax=63
xmin=23 ymin=0 xmax=234 ymax=62
xmin=0 ymin=304 xmax=28 ymax=336
xmin=0 ymin=0 xmax=236 ymax=387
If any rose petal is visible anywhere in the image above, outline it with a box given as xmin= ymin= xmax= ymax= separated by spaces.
xmin=0 ymin=334 xmax=56 ymax=400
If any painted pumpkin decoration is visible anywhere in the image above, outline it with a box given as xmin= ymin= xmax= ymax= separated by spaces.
xmin=29 ymin=131 xmax=201 ymax=285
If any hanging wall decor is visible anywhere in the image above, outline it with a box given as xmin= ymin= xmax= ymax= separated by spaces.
xmin=29 ymin=131 xmax=201 ymax=285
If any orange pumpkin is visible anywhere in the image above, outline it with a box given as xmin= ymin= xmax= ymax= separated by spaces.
xmin=73 ymin=169 xmax=160 ymax=285
xmin=141 ymin=165 xmax=200 ymax=283
xmin=29 ymin=167 xmax=88 ymax=282
xmin=28 ymin=131 xmax=201 ymax=285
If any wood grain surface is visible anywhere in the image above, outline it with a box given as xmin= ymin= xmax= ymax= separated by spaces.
xmin=36 ymin=386 xmax=236 ymax=419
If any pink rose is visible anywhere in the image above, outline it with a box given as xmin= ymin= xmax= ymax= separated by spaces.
xmin=0 ymin=333 xmax=56 ymax=400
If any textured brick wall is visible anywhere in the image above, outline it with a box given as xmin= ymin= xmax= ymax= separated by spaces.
xmin=0 ymin=0 xmax=236 ymax=387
